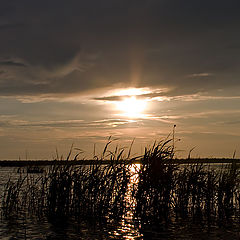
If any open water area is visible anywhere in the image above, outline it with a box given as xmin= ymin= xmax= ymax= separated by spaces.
xmin=0 ymin=164 xmax=240 ymax=239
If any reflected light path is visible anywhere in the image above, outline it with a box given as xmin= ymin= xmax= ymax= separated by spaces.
xmin=112 ymin=164 xmax=142 ymax=239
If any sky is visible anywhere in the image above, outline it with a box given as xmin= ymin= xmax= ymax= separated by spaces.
xmin=0 ymin=0 xmax=240 ymax=159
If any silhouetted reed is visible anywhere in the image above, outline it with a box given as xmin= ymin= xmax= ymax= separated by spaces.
xmin=133 ymin=146 xmax=240 ymax=226
xmin=2 ymin=140 xmax=133 ymax=224
xmin=2 ymin=139 xmax=240 ymax=229
xmin=132 ymin=140 xmax=176 ymax=224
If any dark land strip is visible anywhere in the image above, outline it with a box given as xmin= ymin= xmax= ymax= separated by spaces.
xmin=0 ymin=158 xmax=240 ymax=167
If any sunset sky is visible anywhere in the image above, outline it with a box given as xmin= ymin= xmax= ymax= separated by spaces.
xmin=0 ymin=0 xmax=240 ymax=159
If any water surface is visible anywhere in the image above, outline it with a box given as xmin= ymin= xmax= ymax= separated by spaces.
xmin=1 ymin=165 xmax=240 ymax=239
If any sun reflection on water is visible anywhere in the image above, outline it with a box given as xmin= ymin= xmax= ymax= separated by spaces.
xmin=111 ymin=164 xmax=142 ymax=239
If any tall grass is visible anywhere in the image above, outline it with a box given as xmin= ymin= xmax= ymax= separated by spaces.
xmin=2 ymin=139 xmax=240 ymax=228
xmin=2 ymin=141 xmax=133 ymax=223
xmin=132 ymin=140 xmax=176 ymax=224
xmin=133 ymin=147 xmax=240 ymax=226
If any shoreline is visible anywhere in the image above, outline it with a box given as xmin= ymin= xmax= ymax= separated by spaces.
xmin=0 ymin=158 xmax=240 ymax=166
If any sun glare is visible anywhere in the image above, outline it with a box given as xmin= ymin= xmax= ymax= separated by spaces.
xmin=115 ymin=96 xmax=147 ymax=118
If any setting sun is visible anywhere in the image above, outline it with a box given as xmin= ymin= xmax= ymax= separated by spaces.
xmin=115 ymin=96 xmax=147 ymax=118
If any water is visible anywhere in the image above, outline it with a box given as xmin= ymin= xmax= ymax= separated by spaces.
xmin=1 ymin=165 xmax=240 ymax=239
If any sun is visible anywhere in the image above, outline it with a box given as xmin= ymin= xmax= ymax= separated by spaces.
xmin=115 ymin=96 xmax=147 ymax=118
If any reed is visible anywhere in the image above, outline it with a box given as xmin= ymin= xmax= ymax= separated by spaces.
xmin=2 ymin=139 xmax=240 ymax=229
xmin=133 ymin=149 xmax=240 ymax=226
xmin=132 ymin=140 xmax=176 ymax=224
xmin=2 ymin=141 xmax=133 ymax=224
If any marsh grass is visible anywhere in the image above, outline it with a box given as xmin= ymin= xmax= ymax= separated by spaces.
xmin=132 ymin=140 xmax=176 ymax=224
xmin=2 ymin=139 xmax=240 ymax=230
xmin=2 ymin=140 xmax=133 ymax=224
xmin=133 ymin=151 xmax=240 ymax=227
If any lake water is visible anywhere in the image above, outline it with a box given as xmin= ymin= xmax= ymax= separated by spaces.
xmin=1 ymin=165 xmax=240 ymax=239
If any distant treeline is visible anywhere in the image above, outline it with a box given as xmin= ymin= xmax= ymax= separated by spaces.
xmin=0 ymin=158 xmax=240 ymax=167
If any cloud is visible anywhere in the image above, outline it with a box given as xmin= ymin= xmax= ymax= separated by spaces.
xmin=93 ymin=88 xmax=170 ymax=103
xmin=0 ymin=60 xmax=26 ymax=67
xmin=94 ymin=92 xmax=168 ymax=102
xmin=0 ymin=116 xmax=139 ymax=129
xmin=93 ymin=87 xmax=240 ymax=107
xmin=223 ymin=120 xmax=240 ymax=125
xmin=0 ymin=23 xmax=25 ymax=30
xmin=0 ymin=0 xmax=240 ymax=99
xmin=188 ymin=73 xmax=213 ymax=78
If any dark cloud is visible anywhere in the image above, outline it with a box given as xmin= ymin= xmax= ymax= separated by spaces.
xmin=1 ymin=0 xmax=240 ymax=98
xmin=94 ymin=91 xmax=167 ymax=102
xmin=0 ymin=60 xmax=26 ymax=67
xmin=94 ymin=96 xmax=124 ymax=102
xmin=0 ymin=23 xmax=25 ymax=30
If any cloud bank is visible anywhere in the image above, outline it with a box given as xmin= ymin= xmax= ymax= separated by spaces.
xmin=0 ymin=0 xmax=240 ymax=100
